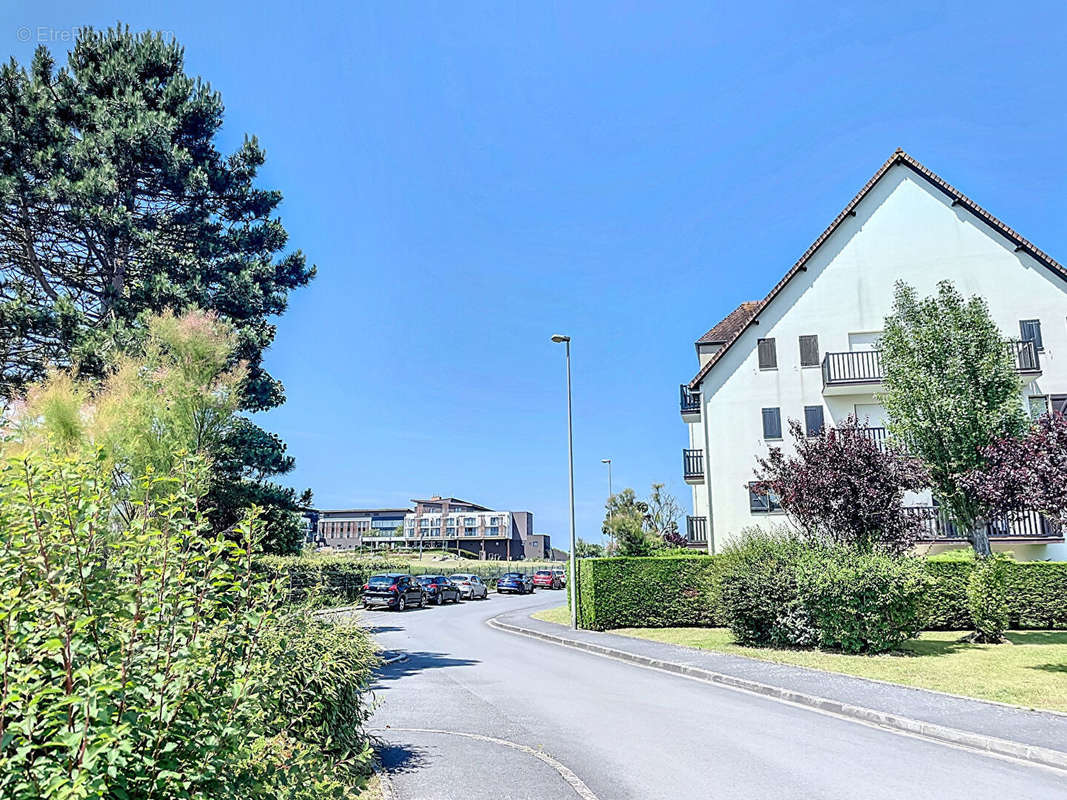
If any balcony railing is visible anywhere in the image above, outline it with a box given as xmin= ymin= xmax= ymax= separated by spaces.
xmin=683 ymin=448 xmax=704 ymax=481
xmin=904 ymin=506 xmax=1062 ymax=541
xmin=859 ymin=426 xmax=887 ymax=451
xmin=680 ymin=384 xmax=701 ymax=417
xmin=685 ymin=515 xmax=708 ymax=544
xmin=821 ymin=350 xmax=884 ymax=387
xmin=822 ymin=341 xmax=1040 ymax=389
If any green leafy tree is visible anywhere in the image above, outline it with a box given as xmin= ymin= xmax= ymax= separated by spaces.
xmin=880 ymin=281 xmax=1027 ymax=556
xmin=0 ymin=26 xmax=314 ymax=550
xmin=574 ymin=538 xmax=605 ymax=558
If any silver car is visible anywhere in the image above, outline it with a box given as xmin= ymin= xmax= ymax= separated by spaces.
xmin=449 ymin=573 xmax=488 ymax=600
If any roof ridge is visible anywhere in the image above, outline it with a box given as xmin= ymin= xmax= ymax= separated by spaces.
xmin=687 ymin=149 xmax=1067 ymax=390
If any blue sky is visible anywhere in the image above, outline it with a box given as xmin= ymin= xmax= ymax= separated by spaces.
xmin=5 ymin=2 xmax=1067 ymax=545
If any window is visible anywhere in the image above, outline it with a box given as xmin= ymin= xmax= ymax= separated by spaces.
xmin=1020 ymin=319 xmax=1043 ymax=351
xmin=748 ymin=483 xmax=782 ymax=514
xmin=761 ymin=407 xmax=782 ymax=439
xmin=799 ymin=335 xmax=820 ymax=367
xmin=804 ymin=405 xmax=825 ymax=437
xmin=757 ymin=338 xmax=777 ymax=370
xmin=1053 ymin=395 xmax=1067 ymax=416
xmin=1029 ymin=395 xmax=1050 ymax=419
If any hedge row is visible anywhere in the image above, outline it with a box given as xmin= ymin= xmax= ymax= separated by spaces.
xmin=258 ymin=555 xmax=565 ymax=604
xmin=574 ymin=555 xmax=1067 ymax=632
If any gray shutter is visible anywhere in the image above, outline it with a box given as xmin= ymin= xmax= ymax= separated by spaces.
xmin=1020 ymin=319 xmax=1043 ymax=350
xmin=804 ymin=405 xmax=824 ymax=436
xmin=757 ymin=338 xmax=777 ymax=369
xmin=762 ymin=407 xmax=782 ymax=439
xmin=799 ymin=335 xmax=820 ymax=367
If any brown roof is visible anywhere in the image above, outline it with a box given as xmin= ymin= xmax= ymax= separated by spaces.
xmin=688 ymin=148 xmax=1067 ymax=391
xmin=696 ymin=301 xmax=760 ymax=345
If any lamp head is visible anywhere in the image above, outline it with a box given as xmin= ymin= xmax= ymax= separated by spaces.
xmin=601 ymin=459 xmax=611 ymax=464
xmin=551 ymin=334 xmax=571 ymax=343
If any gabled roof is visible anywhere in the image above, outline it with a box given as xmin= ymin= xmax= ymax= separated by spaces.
xmin=696 ymin=301 xmax=760 ymax=346
xmin=688 ymin=148 xmax=1067 ymax=391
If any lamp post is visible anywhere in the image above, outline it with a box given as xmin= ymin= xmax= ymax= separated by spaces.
xmin=600 ymin=458 xmax=613 ymax=502
xmin=551 ymin=334 xmax=577 ymax=630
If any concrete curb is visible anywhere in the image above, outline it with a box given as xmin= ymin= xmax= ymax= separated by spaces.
xmin=488 ymin=615 xmax=1067 ymax=773
xmin=374 ymin=761 xmax=397 ymax=800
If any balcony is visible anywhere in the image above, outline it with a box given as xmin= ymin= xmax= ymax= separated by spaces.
xmin=822 ymin=341 xmax=1041 ymax=395
xmin=680 ymin=384 xmax=701 ymax=422
xmin=904 ymin=506 xmax=1062 ymax=542
xmin=859 ymin=426 xmax=888 ymax=451
xmin=685 ymin=515 xmax=708 ymax=546
xmin=683 ymin=448 xmax=704 ymax=484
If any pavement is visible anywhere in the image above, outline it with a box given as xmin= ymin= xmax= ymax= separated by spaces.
xmin=361 ymin=591 xmax=1067 ymax=800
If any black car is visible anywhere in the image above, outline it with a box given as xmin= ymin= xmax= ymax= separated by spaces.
xmin=496 ymin=572 xmax=534 ymax=594
xmin=416 ymin=574 xmax=461 ymax=605
xmin=362 ymin=573 xmax=425 ymax=611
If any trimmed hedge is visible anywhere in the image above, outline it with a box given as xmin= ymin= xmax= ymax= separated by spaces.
xmin=575 ymin=556 xmax=725 ymax=631
xmin=575 ymin=555 xmax=1067 ymax=633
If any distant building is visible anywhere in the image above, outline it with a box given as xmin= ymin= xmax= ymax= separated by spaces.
xmin=315 ymin=508 xmax=409 ymax=552
xmin=312 ymin=495 xmax=548 ymax=560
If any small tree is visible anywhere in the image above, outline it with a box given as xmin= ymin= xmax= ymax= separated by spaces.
xmin=753 ymin=418 xmax=928 ymax=554
xmin=963 ymin=412 xmax=1067 ymax=525
xmin=647 ymin=483 xmax=687 ymax=546
xmin=880 ymin=281 xmax=1027 ymax=556
xmin=574 ymin=538 xmax=606 ymax=558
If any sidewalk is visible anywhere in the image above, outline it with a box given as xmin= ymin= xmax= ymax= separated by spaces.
xmin=490 ymin=609 xmax=1067 ymax=771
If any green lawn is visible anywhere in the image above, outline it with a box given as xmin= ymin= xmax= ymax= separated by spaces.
xmin=530 ymin=605 xmax=1067 ymax=712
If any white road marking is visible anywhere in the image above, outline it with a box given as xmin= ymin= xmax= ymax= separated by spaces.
xmin=373 ymin=727 xmax=601 ymax=800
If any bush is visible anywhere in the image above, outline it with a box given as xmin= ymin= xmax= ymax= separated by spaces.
xmin=0 ymin=450 xmax=378 ymax=800
xmin=967 ymin=556 xmax=1011 ymax=642
xmin=719 ymin=528 xmax=814 ymax=647
xmin=575 ymin=556 xmax=724 ymax=630
xmin=796 ymin=548 xmax=931 ymax=653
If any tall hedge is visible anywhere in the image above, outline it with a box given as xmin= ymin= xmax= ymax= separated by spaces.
xmin=574 ymin=555 xmax=1067 ymax=633
xmin=575 ymin=556 xmax=726 ymax=631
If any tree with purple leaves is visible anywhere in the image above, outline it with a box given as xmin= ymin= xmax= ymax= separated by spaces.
xmin=753 ymin=417 xmax=929 ymax=555
xmin=963 ymin=412 xmax=1067 ymax=525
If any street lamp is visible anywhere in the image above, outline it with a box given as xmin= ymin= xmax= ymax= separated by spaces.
xmin=551 ymin=333 xmax=577 ymax=630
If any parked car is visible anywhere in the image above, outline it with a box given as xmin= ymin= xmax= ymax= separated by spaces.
xmin=552 ymin=568 xmax=566 ymax=587
xmin=416 ymin=574 xmax=461 ymax=605
xmin=496 ymin=572 xmax=534 ymax=594
xmin=362 ymin=573 xmax=425 ymax=611
xmin=449 ymin=573 xmax=489 ymax=600
xmin=532 ymin=569 xmax=563 ymax=590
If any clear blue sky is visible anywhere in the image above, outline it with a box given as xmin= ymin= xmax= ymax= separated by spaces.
xmin=5 ymin=2 xmax=1067 ymax=544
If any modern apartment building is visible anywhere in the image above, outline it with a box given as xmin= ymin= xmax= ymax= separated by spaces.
xmin=315 ymin=508 xmax=409 ymax=551
xmin=679 ymin=150 xmax=1067 ymax=560
xmin=313 ymin=496 xmax=548 ymax=559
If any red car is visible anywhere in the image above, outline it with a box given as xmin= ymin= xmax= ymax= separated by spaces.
xmin=532 ymin=569 xmax=563 ymax=590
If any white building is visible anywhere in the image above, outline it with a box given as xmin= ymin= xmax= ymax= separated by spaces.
xmin=680 ymin=149 xmax=1067 ymax=560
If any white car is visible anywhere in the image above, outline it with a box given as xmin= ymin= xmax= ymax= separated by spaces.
xmin=449 ymin=573 xmax=488 ymax=600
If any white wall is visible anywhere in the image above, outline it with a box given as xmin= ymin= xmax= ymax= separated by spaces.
xmin=691 ymin=164 xmax=1067 ymax=559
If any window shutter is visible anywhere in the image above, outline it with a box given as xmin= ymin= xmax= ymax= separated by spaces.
xmin=762 ymin=407 xmax=782 ymax=439
xmin=804 ymin=405 xmax=825 ymax=437
xmin=757 ymin=338 xmax=777 ymax=369
xmin=1020 ymin=319 xmax=1043 ymax=351
xmin=799 ymin=335 xmax=820 ymax=367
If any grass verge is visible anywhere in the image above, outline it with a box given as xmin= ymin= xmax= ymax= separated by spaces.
xmin=529 ymin=604 xmax=1067 ymax=712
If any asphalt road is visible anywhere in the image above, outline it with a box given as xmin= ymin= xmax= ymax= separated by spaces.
xmin=365 ymin=590 xmax=1067 ymax=800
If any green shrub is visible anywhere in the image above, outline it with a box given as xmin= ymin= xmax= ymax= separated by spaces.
xmin=967 ymin=556 xmax=1011 ymax=642
xmin=575 ymin=556 xmax=723 ymax=630
xmin=0 ymin=451 xmax=377 ymax=800
xmin=796 ymin=548 xmax=931 ymax=654
xmin=719 ymin=528 xmax=814 ymax=647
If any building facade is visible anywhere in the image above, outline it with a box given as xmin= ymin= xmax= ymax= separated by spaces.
xmin=314 ymin=496 xmax=548 ymax=559
xmin=315 ymin=508 xmax=409 ymax=551
xmin=680 ymin=150 xmax=1067 ymax=560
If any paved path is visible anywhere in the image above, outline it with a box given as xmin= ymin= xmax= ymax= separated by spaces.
xmin=364 ymin=592 xmax=1067 ymax=800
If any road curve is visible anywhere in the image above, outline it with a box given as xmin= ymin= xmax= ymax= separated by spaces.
xmin=364 ymin=591 xmax=1067 ymax=800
